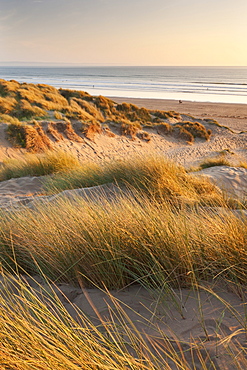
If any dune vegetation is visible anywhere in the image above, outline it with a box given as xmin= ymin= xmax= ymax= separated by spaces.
xmin=0 ymin=79 xmax=247 ymax=369
xmin=0 ymin=153 xmax=247 ymax=368
xmin=0 ymin=79 xmax=213 ymax=151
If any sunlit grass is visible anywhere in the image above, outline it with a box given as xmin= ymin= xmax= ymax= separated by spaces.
xmin=0 ymin=153 xmax=246 ymax=368
xmin=0 ymin=150 xmax=82 ymax=181
xmin=2 ymin=270 xmax=244 ymax=369
xmin=0 ymin=186 xmax=246 ymax=287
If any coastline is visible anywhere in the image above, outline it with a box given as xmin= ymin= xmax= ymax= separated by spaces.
xmin=111 ymin=96 xmax=247 ymax=132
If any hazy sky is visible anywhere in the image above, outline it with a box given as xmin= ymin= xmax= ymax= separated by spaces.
xmin=1 ymin=0 xmax=247 ymax=66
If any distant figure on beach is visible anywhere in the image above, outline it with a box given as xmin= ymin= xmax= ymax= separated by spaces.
xmin=179 ymin=100 xmax=182 ymax=104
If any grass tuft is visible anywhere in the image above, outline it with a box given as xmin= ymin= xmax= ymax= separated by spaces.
xmin=175 ymin=121 xmax=212 ymax=140
xmin=197 ymin=156 xmax=232 ymax=170
xmin=0 ymin=150 xmax=81 ymax=181
xmin=6 ymin=121 xmax=53 ymax=152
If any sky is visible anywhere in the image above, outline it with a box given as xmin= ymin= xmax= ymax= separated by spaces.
xmin=0 ymin=0 xmax=247 ymax=66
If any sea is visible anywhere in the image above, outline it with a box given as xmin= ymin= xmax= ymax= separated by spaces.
xmin=0 ymin=66 xmax=247 ymax=104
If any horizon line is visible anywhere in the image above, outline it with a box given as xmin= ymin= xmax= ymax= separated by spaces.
xmin=0 ymin=62 xmax=247 ymax=68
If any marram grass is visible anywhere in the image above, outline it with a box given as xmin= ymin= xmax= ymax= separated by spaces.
xmin=0 ymin=154 xmax=247 ymax=369
xmin=0 ymin=150 xmax=82 ymax=181
xmin=0 ymin=190 xmax=246 ymax=289
xmin=0 ymin=268 xmax=246 ymax=369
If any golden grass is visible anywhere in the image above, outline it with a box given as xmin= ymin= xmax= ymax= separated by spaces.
xmin=41 ymin=155 xmax=223 ymax=210
xmin=94 ymin=95 xmax=115 ymax=116
xmin=59 ymin=88 xmax=92 ymax=101
xmin=47 ymin=121 xmax=65 ymax=141
xmin=196 ymin=156 xmax=232 ymax=170
xmin=0 ymin=96 xmax=17 ymax=114
xmin=6 ymin=118 xmax=84 ymax=151
xmin=0 ymin=153 xmax=246 ymax=369
xmin=191 ymin=153 xmax=247 ymax=171
xmin=6 ymin=121 xmax=53 ymax=152
xmin=15 ymin=99 xmax=47 ymax=119
xmin=151 ymin=110 xmax=181 ymax=120
xmin=154 ymin=122 xmax=173 ymax=135
xmin=53 ymin=120 xmax=84 ymax=142
xmin=120 ymin=119 xmax=142 ymax=138
xmin=73 ymin=98 xmax=105 ymax=122
xmin=116 ymin=102 xmax=152 ymax=123
xmin=0 ymin=150 xmax=81 ymax=181
xmin=62 ymin=99 xmax=95 ymax=120
xmin=53 ymin=111 xmax=64 ymax=120
xmin=174 ymin=125 xmax=194 ymax=144
xmin=0 ymin=78 xmax=20 ymax=96
xmin=175 ymin=121 xmax=212 ymax=140
xmin=0 ymin=182 xmax=246 ymax=287
xmin=0 ymin=113 xmax=21 ymax=125
xmin=0 ymin=79 xmax=213 ymax=149
xmin=1 ymin=271 xmax=240 ymax=369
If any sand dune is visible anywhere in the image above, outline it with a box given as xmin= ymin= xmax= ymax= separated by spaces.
xmin=0 ymin=96 xmax=247 ymax=369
